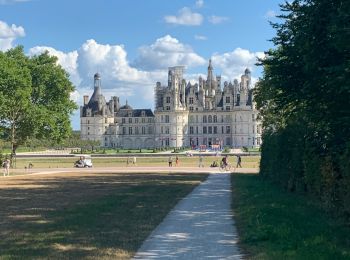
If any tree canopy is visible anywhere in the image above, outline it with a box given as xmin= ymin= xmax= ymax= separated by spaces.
xmin=255 ymin=0 xmax=350 ymax=218
xmin=0 ymin=46 xmax=77 ymax=154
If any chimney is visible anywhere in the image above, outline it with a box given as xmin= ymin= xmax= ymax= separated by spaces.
xmin=83 ymin=95 xmax=89 ymax=105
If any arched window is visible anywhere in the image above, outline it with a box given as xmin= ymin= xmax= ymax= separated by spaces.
xmin=213 ymin=115 xmax=217 ymax=123
xmin=208 ymin=115 xmax=212 ymax=123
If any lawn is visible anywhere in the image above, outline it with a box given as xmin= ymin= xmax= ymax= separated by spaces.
xmin=231 ymin=173 xmax=350 ymax=259
xmin=12 ymin=155 xmax=260 ymax=170
xmin=0 ymin=171 xmax=208 ymax=258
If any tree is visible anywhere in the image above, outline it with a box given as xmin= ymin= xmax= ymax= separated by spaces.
xmin=0 ymin=46 xmax=77 ymax=156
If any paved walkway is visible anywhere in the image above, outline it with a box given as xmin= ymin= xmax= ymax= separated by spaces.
xmin=134 ymin=173 xmax=243 ymax=259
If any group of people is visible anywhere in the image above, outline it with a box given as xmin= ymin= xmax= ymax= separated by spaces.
xmin=125 ymin=155 xmax=242 ymax=168
xmin=168 ymin=156 xmax=179 ymax=167
xmin=1 ymin=153 xmax=243 ymax=177
xmin=209 ymin=155 xmax=242 ymax=169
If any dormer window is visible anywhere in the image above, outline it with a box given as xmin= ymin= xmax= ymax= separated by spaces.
xmin=141 ymin=110 xmax=146 ymax=117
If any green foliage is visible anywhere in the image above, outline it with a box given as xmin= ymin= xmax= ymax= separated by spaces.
xmin=0 ymin=47 xmax=77 ymax=153
xmin=223 ymin=146 xmax=230 ymax=153
xmin=255 ymin=0 xmax=350 ymax=219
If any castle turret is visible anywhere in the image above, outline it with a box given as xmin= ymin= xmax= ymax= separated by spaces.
xmin=94 ymin=73 xmax=101 ymax=95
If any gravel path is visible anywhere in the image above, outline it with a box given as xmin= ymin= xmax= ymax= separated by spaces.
xmin=133 ymin=173 xmax=243 ymax=259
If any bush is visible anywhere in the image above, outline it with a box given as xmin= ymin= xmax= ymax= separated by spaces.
xmin=223 ymin=147 xmax=230 ymax=153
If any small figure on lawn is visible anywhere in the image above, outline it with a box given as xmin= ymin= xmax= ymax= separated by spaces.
xmin=198 ymin=155 xmax=204 ymax=167
xmin=236 ymin=155 xmax=242 ymax=168
xmin=2 ymin=158 xmax=10 ymax=176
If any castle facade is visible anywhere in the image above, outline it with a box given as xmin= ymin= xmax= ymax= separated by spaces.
xmin=80 ymin=61 xmax=262 ymax=149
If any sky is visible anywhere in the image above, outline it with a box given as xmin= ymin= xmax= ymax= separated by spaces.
xmin=0 ymin=0 xmax=282 ymax=130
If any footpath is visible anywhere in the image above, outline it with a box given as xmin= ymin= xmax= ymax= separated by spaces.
xmin=133 ymin=172 xmax=243 ymax=259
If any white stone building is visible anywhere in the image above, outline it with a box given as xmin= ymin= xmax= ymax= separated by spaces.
xmin=80 ymin=61 xmax=262 ymax=149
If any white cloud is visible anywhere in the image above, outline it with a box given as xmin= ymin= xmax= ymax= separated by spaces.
xmin=194 ymin=34 xmax=207 ymax=41
xmin=29 ymin=39 xmax=168 ymax=116
xmin=264 ymin=10 xmax=276 ymax=19
xmin=164 ymin=7 xmax=203 ymax=26
xmin=211 ymin=48 xmax=265 ymax=81
xmin=133 ymin=35 xmax=206 ymax=70
xmin=0 ymin=20 xmax=25 ymax=51
xmin=77 ymin=39 xmax=165 ymax=86
xmin=208 ymin=15 xmax=229 ymax=24
xmin=195 ymin=0 xmax=204 ymax=8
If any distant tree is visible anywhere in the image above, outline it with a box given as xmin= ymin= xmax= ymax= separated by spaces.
xmin=0 ymin=46 xmax=77 ymax=156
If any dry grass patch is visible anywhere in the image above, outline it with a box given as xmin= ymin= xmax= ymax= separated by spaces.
xmin=0 ymin=171 xmax=208 ymax=259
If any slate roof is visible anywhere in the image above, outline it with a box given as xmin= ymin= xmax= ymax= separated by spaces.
xmin=116 ymin=109 xmax=154 ymax=117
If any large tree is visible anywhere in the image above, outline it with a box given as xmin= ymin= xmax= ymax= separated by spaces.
xmin=0 ymin=46 xmax=77 ymax=156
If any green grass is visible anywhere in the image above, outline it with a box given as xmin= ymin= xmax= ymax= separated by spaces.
xmin=231 ymin=173 xmax=350 ymax=259
xmin=12 ymin=155 xmax=260 ymax=170
xmin=0 ymin=172 xmax=208 ymax=258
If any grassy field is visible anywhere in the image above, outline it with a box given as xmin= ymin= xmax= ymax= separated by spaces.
xmin=231 ymin=173 xmax=350 ymax=259
xmin=12 ymin=155 xmax=260 ymax=170
xmin=0 ymin=171 xmax=208 ymax=259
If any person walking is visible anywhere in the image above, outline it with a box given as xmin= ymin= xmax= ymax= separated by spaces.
xmin=198 ymin=155 xmax=204 ymax=167
xmin=2 ymin=158 xmax=10 ymax=176
xmin=175 ymin=156 xmax=179 ymax=167
xmin=133 ymin=156 xmax=137 ymax=166
xmin=126 ymin=156 xmax=130 ymax=167
xmin=168 ymin=156 xmax=173 ymax=167
xmin=236 ymin=155 xmax=242 ymax=168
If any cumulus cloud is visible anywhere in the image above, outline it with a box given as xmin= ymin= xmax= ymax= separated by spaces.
xmin=77 ymin=39 xmax=165 ymax=87
xmin=208 ymin=15 xmax=229 ymax=24
xmin=29 ymin=39 xmax=168 ymax=112
xmin=211 ymin=48 xmax=265 ymax=81
xmin=164 ymin=7 xmax=203 ymax=26
xmin=194 ymin=34 xmax=207 ymax=41
xmin=133 ymin=35 xmax=206 ymax=70
xmin=0 ymin=20 xmax=25 ymax=51
xmin=195 ymin=0 xmax=204 ymax=8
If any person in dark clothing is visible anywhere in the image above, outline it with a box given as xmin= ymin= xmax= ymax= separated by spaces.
xmin=236 ymin=155 xmax=242 ymax=168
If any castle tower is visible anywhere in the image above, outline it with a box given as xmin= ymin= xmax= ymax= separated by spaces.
xmin=207 ymin=59 xmax=214 ymax=84
xmin=168 ymin=66 xmax=185 ymax=109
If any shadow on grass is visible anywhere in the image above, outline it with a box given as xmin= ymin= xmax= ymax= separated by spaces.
xmin=231 ymin=173 xmax=350 ymax=259
xmin=0 ymin=172 xmax=208 ymax=258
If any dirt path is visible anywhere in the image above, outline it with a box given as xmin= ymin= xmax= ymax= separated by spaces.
xmin=134 ymin=173 xmax=243 ymax=259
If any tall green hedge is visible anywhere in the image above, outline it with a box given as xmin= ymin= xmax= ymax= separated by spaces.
xmin=255 ymin=0 xmax=350 ymax=220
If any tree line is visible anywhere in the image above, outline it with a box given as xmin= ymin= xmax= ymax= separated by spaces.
xmin=255 ymin=0 xmax=350 ymax=219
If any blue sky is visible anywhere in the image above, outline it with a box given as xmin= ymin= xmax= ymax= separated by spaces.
xmin=0 ymin=0 xmax=281 ymax=130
